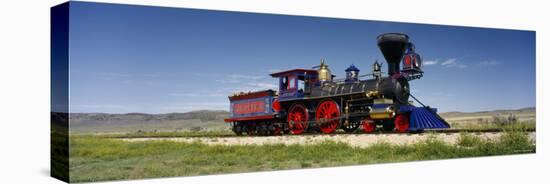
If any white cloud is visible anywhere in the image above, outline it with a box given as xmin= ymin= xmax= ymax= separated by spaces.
xmin=215 ymin=78 xmax=241 ymax=84
xmin=143 ymin=81 xmax=160 ymax=87
xmin=423 ymin=60 xmax=439 ymax=66
xmin=441 ymin=58 xmax=457 ymax=66
xmin=215 ymin=74 xmax=271 ymax=85
xmin=227 ymin=74 xmax=266 ymax=80
xmin=268 ymin=69 xmax=282 ymax=73
xmin=169 ymin=92 xmax=225 ymax=97
xmin=91 ymin=72 xmax=131 ymax=80
xmin=440 ymin=58 xmax=467 ymax=68
xmin=163 ymin=102 xmax=228 ymax=112
xmin=214 ymin=73 xmax=278 ymax=93
xmin=169 ymin=93 xmax=199 ymax=97
xmin=426 ymin=58 xmax=495 ymax=69
xmin=207 ymin=93 xmax=226 ymax=97
xmin=143 ymin=74 xmax=160 ymax=78
xmin=478 ymin=60 xmax=500 ymax=66
xmin=70 ymin=104 xmax=129 ymax=113
xmin=454 ymin=64 xmax=468 ymax=69
xmin=249 ymin=82 xmax=278 ymax=89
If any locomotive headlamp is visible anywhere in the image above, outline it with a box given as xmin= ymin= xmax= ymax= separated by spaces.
xmin=373 ymin=61 xmax=381 ymax=71
xmin=414 ymin=55 xmax=422 ymax=68
xmin=372 ymin=61 xmax=382 ymax=79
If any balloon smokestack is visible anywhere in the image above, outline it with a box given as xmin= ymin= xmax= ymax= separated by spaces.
xmin=377 ymin=33 xmax=410 ymax=76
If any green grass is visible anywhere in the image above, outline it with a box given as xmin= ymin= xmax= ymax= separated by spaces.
xmin=68 ymin=130 xmax=535 ymax=183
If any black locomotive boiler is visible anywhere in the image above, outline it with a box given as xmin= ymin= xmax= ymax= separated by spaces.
xmin=224 ymin=33 xmax=450 ymax=135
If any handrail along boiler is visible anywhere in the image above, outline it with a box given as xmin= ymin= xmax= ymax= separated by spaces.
xmin=224 ymin=33 xmax=450 ymax=135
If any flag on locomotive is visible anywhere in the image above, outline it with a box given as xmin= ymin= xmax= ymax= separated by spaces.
xmin=224 ymin=33 xmax=450 ymax=136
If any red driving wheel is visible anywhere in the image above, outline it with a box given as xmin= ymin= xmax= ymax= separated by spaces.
xmin=361 ymin=118 xmax=376 ymax=133
xmin=316 ymin=100 xmax=341 ymax=134
xmin=394 ymin=114 xmax=410 ymax=133
xmin=273 ymin=124 xmax=281 ymax=136
xmin=287 ymin=104 xmax=308 ymax=135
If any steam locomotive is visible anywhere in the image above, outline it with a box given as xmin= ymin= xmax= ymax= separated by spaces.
xmin=224 ymin=33 xmax=450 ymax=135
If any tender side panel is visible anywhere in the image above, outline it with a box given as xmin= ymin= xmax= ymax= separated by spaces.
xmin=224 ymin=96 xmax=276 ymax=122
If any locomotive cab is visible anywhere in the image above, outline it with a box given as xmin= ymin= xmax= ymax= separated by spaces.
xmin=270 ymin=69 xmax=319 ymax=101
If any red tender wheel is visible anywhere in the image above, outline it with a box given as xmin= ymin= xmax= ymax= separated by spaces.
xmin=361 ymin=118 xmax=376 ymax=133
xmin=273 ymin=125 xmax=281 ymax=136
xmin=394 ymin=114 xmax=410 ymax=133
xmin=287 ymin=104 xmax=308 ymax=135
xmin=316 ymin=100 xmax=340 ymax=134
xmin=246 ymin=124 xmax=256 ymax=135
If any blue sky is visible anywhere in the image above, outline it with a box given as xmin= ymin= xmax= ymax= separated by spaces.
xmin=66 ymin=2 xmax=535 ymax=113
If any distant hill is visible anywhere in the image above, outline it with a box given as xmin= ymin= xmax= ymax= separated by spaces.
xmin=439 ymin=107 xmax=535 ymax=124
xmin=439 ymin=107 xmax=534 ymax=117
xmin=68 ymin=110 xmax=230 ymax=133
xmin=70 ymin=110 xmax=229 ymax=123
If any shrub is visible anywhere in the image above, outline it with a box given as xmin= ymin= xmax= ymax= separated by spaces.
xmin=457 ymin=132 xmax=483 ymax=147
xmin=492 ymin=113 xmax=518 ymax=126
xmin=499 ymin=130 xmax=533 ymax=152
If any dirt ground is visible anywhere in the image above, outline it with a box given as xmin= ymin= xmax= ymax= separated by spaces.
xmin=121 ymin=132 xmax=536 ymax=148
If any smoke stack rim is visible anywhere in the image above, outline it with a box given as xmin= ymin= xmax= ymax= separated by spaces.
xmin=377 ymin=33 xmax=410 ymax=76
xmin=376 ymin=33 xmax=409 ymax=44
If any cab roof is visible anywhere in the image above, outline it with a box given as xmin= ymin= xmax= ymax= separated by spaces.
xmin=269 ymin=69 xmax=318 ymax=78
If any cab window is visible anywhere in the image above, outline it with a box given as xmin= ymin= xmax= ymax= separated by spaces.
xmin=288 ymin=77 xmax=296 ymax=89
